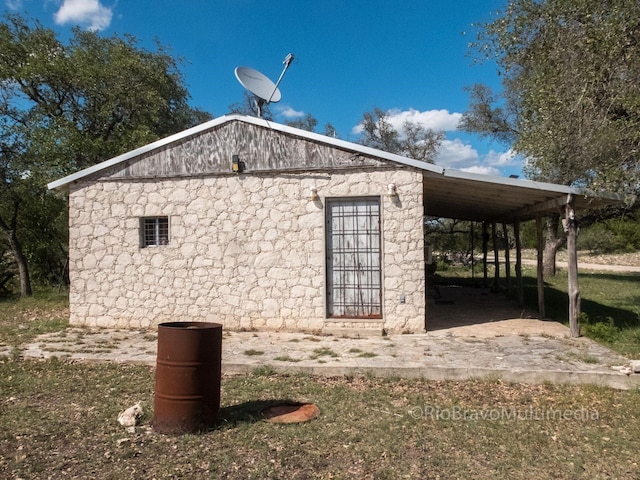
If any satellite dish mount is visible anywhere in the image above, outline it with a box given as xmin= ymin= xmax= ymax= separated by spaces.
xmin=235 ymin=53 xmax=294 ymax=118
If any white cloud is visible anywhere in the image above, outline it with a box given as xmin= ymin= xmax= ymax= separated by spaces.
xmin=5 ymin=0 xmax=24 ymax=10
xmin=483 ymin=148 xmax=518 ymax=167
xmin=435 ymin=138 xmax=480 ymax=169
xmin=278 ymin=106 xmax=304 ymax=119
xmin=436 ymin=139 xmax=522 ymax=177
xmin=349 ymin=107 xmax=523 ymax=177
xmin=459 ymin=165 xmax=502 ymax=176
xmin=54 ymin=0 xmax=113 ymax=31
xmin=385 ymin=108 xmax=462 ymax=132
xmin=351 ymin=107 xmax=461 ymax=137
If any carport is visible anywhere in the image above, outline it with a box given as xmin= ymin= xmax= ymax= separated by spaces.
xmin=414 ymin=164 xmax=625 ymax=338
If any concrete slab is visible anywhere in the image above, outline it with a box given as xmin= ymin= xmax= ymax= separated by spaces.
xmin=6 ymin=286 xmax=637 ymax=389
xmin=12 ymin=323 xmax=640 ymax=390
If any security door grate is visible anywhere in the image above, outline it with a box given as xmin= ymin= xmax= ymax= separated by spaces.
xmin=326 ymin=198 xmax=382 ymax=318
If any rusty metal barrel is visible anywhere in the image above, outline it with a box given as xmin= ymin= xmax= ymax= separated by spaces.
xmin=153 ymin=322 xmax=222 ymax=434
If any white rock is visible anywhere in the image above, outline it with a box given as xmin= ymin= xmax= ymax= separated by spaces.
xmin=630 ymin=360 xmax=640 ymax=374
xmin=611 ymin=365 xmax=633 ymax=375
xmin=118 ymin=402 xmax=143 ymax=432
xmin=611 ymin=365 xmax=631 ymax=374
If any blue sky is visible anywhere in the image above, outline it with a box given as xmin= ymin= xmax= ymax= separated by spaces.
xmin=3 ymin=0 xmax=521 ymax=177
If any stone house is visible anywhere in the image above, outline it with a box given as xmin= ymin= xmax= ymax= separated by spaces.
xmin=49 ymin=114 xmax=619 ymax=335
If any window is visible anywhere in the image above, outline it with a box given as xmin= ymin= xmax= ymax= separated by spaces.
xmin=141 ymin=217 xmax=169 ymax=247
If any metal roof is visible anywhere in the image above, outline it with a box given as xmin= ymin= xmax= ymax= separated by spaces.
xmin=48 ymin=114 xmax=625 ymax=222
xmin=422 ymin=169 xmax=624 ymax=222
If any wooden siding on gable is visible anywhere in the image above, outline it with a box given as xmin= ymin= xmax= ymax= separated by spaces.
xmin=101 ymin=120 xmax=391 ymax=180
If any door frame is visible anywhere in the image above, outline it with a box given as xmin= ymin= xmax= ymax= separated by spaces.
xmin=325 ymin=196 xmax=383 ymax=319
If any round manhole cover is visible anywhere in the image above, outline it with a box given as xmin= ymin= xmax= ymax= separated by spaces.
xmin=261 ymin=402 xmax=320 ymax=423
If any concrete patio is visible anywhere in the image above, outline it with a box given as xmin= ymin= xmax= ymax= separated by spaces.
xmin=2 ymin=286 xmax=637 ymax=389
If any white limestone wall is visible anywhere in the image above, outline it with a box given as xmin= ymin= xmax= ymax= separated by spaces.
xmin=68 ymin=169 xmax=425 ymax=333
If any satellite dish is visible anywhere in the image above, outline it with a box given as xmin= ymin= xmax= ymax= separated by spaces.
xmin=235 ymin=67 xmax=282 ymax=103
xmin=234 ymin=53 xmax=294 ymax=118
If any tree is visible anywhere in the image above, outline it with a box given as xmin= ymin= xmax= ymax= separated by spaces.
xmin=461 ymin=0 xmax=640 ymax=274
xmin=228 ymin=91 xmax=274 ymax=120
xmin=286 ymin=114 xmax=340 ymax=138
xmin=0 ymin=14 xmax=211 ymax=296
xmin=465 ymin=0 xmax=640 ymax=191
xmin=323 ymin=123 xmax=339 ymax=139
xmin=358 ymin=108 xmax=444 ymax=163
xmin=230 ymin=102 xmax=340 ymax=139
xmin=459 ymin=84 xmax=518 ymax=146
xmin=286 ymin=113 xmax=317 ymax=132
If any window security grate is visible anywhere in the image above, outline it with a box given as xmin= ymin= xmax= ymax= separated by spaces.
xmin=142 ymin=217 xmax=169 ymax=247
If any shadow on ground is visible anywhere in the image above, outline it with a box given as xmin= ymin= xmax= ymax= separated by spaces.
xmin=217 ymin=398 xmax=303 ymax=428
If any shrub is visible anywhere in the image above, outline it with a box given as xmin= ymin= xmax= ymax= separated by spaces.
xmin=578 ymin=215 xmax=640 ymax=253
xmin=581 ymin=314 xmax=620 ymax=343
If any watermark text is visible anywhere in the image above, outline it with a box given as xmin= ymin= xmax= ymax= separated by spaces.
xmin=408 ymin=405 xmax=599 ymax=421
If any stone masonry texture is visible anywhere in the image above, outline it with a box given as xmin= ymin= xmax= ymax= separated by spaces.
xmin=68 ymin=169 xmax=425 ymax=333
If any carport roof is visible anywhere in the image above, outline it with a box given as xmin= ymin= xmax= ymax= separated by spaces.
xmin=420 ymin=169 xmax=625 ymax=222
xmin=48 ymin=114 xmax=626 ymax=222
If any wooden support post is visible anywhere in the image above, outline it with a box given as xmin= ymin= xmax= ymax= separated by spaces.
xmin=565 ymin=196 xmax=581 ymax=337
xmin=492 ymin=222 xmax=499 ymax=291
xmin=536 ymin=214 xmax=546 ymax=319
xmin=503 ymin=223 xmax=511 ymax=297
xmin=482 ymin=222 xmax=489 ymax=288
xmin=470 ymin=222 xmax=475 ymax=286
xmin=514 ymin=221 xmax=524 ymax=307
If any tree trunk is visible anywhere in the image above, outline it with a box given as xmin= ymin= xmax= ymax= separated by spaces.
xmin=543 ymin=214 xmax=566 ymax=277
xmin=565 ymin=198 xmax=581 ymax=337
xmin=7 ymin=230 xmax=32 ymax=297
xmin=0 ymin=205 xmax=33 ymax=297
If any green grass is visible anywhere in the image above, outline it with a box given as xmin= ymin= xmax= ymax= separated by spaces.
xmin=310 ymin=347 xmax=339 ymax=359
xmin=1 ymin=285 xmax=640 ymax=478
xmin=274 ymin=355 xmax=302 ymax=362
xmin=357 ymin=351 xmax=377 ymax=358
xmin=243 ymin=349 xmax=265 ymax=356
xmin=0 ymin=360 xmax=639 ymax=479
xmin=348 ymin=348 xmax=377 ymax=358
xmin=558 ymin=351 xmax=600 ymax=364
xmin=0 ymin=288 xmax=69 ymax=349
xmin=528 ymin=269 xmax=640 ymax=358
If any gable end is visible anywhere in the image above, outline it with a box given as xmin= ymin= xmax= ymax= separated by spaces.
xmin=100 ymin=120 xmax=392 ymax=180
